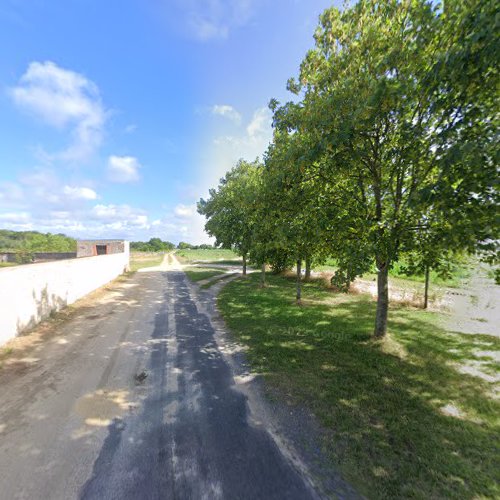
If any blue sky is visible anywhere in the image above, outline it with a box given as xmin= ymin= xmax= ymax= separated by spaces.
xmin=0 ymin=0 xmax=336 ymax=243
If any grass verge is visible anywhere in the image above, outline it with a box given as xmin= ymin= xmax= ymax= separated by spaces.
xmin=0 ymin=262 xmax=18 ymax=268
xmin=129 ymin=252 xmax=164 ymax=272
xmin=200 ymin=273 xmax=238 ymax=289
xmin=218 ymin=272 xmax=500 ymax=499
xmin=184 ymin=266 xmax=225 ymax=282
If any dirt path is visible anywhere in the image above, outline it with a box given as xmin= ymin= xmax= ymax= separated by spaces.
xmin=0 ymin=264 xmax=326 ymax=499
xmin=445 ymin=265 xmax=499 ymax=337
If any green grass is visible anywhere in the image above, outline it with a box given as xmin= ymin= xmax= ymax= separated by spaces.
xmin=184 ymin=266 xmax=226 ymax=282
xmin=218 ymin=273 xmax=500 ymax=499
xmin=389 ymin=260 xmax=472 ymax=288
xmin=129 ymin=252 xmax=164 ymax=272
xmin=200 ymin=273 xmax=238 ymax=289
xmin=314 ymin=257 xmax=471 ymax=288
xmin=212 ymin=259 xmax=244 ymax=266
xmin=0 ymin=262 xmax=18 ymax=268
xmin=175 ymin=248 xmax=239 ymax=263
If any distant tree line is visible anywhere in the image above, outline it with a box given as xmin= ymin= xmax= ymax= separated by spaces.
xmin=0 ymin=230 xmax=76 ymax=253
xmin=130 ymin=238 xmax=175 ymax=252
xmin=130 ymin=238 xmax=214 ymax=252
xmin=177 ymin=242 xmax=214 ymax=250
xmin=198 ymin=0 xmax=499 ymax=338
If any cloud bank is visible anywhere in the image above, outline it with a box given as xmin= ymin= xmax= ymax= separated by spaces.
xmin=9 ymin=61 xmax=106 ymax=162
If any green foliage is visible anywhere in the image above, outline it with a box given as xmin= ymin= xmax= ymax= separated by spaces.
xmin=198 ymin=159 xmax=263 ymax=261
xmin=0 ymin=230 xmax=76 ymax=253
xmin=130 ymin=238 xmax=174 ymax=252
xmin=15 ymin=250 xmax=34 ymax=264
xmin=201 ymin=0 xmax=498 ymax=336
xmin=267 ymin=248 xmax=295 ymax=274
xmin=273 ymin=0 xmax=497 ymax=334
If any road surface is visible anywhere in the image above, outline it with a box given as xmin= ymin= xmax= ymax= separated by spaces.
xmin=0 ymin=262 xmax=319 ymax=499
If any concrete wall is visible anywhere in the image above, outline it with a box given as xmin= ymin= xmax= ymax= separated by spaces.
xmin=0 ymin=247 xmax=129 ymax=346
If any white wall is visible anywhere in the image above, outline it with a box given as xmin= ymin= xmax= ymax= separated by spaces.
xmin=0 ymin=246 xmax=129 ymax=346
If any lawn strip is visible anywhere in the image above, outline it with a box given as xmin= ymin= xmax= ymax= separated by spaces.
xmin=218 ymin=272 xmax=500 ymax=499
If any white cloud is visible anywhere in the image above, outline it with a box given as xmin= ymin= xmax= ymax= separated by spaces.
xmin=0 ymin=167 xmax=156 ymax=239
xmin=0 ymin=196 xmax=211 ymax=243
xmin=174 ymin=203 xmax=196 ymax=218
xmin=63 ymin=185 xmax=97 ymax=200
xmin=107 ymin=155 xmax=141 ymax=183
xmin=90 ymin=204 xmax=149 ymax=227
xmin=0 ymin=212 xmax=31 ymax=223
xmin=247 ymin=107 xmax=272 ymax=138
xmin=150 ymin=205 xmax=212 ymax=244
xmin=173 ymin=0 xmax=257 ymax=41
xmin=0 ymin=182 xmax=24 ymax=206
xmin=200 ymin=105 xmax=272 ymax=193
xmin=19 ymin=168 xmax=61 ymax=204
xmin=9 ymin=61 xmax=106 ymax=162
xmin=211 ymin=104 xmax=242 ymax=124
xmin=16 ymin=169 xmax=97 ymax=207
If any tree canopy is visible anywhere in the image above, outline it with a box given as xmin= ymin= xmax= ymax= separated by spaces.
xmin=0 ymin=230 xmax=76 ymax=253
xmin=130 ymin=238 xmax=175 ymax=252
xmin=198 ymin=0 xmax=499 ymax=337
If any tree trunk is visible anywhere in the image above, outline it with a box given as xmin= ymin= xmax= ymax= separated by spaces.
xmin=374 ymin=261 xmax=389 ymax=337
xmin=305 ymin=257 xmax=312 ymax=280
xmin=423 ymin=265 xmax=430 ymax=309
xmin=260 ymin=263 xmax=266 ymax=287
xmin=296 ymin=260 xmax=302 ymax=304
xmin=242 ymin=254 xmax=247 ymax=276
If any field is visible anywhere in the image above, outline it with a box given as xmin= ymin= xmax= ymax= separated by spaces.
xmin=218 ymin=272 xmax=500 ymax=499
xmin=314 ymin=257 xmax=472 ymax=288
xmin=175 ymin=248 xmax=240 ymax=263
xmin=129 ymin=252 xmax=165 ymax=272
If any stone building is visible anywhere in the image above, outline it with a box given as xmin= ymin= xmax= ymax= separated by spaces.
xmin=76 ymin=240 xmax=129 ymax=258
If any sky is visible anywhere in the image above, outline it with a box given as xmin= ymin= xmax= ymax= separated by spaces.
xmin=0 ymin=0 xmax=337 ymax=244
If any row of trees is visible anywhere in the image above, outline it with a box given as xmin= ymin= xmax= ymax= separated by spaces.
xmin=177 ymin=242 xmax=215 ymax=250
xmin=199 ymin=0 xmax=498 ymax=337
xmin=0 ymin=230 xmax=76 ymax=253
xmin=130 ymin=239 xmax=215 ymax=252
xmin=130 ymin=238 xmax=175 ymax=252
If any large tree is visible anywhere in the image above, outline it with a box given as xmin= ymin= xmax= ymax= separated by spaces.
xmin=277 ymin=0 xmax=498 ymax=336
xmin=262 ymin=127 xmax=336 ymax=302
xmin=198 ymin=159 xmax=262 ymax=275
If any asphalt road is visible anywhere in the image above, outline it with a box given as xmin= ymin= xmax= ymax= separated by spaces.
xmin=0 ymin=267 xmax=319 ymax=499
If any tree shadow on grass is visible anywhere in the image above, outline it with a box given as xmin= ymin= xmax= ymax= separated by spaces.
xmin=219 ymin=274 xmax=500 ymax=499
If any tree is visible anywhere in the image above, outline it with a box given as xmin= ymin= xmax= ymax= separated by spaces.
xmin=198 ymin=159 xmax=262 ymax=276
xmin=0 ymin=230 xmax=76 ymax=253
xmin=278 ymin=0 xmax=498 ymax=336
xmin=262 ymin=127 xmax=332 ymax=302
xmin=131 ymin=238 xmax=175 ymax=252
